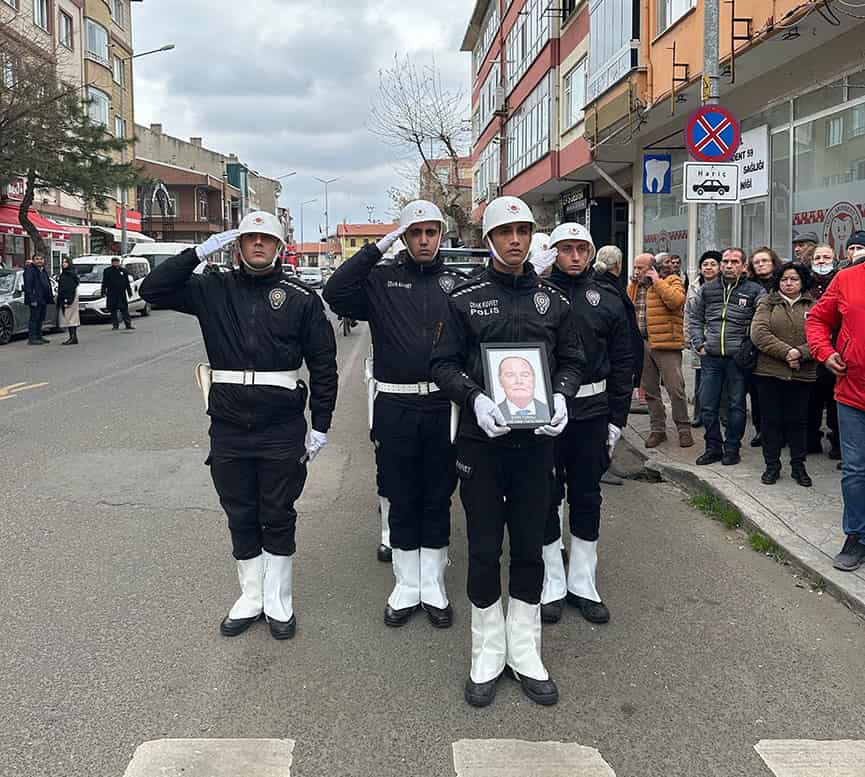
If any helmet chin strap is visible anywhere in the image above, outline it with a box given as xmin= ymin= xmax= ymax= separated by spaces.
xmin=486 ymin=237 xmax=527 ymax=269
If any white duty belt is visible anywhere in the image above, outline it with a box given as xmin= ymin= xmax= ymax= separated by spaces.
xmin=376 ymin=380 xmax=440 ymax=395
xmin=575 ymin=379 xmax=606 ymax=398
xmin=211 ymin=369 xmax=300 ymax=390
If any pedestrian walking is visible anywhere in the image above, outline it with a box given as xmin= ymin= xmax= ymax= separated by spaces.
xmin=792 ymin=231 xmax=818 ymax=267
xmin=323 ymin=200 xmax=465 ymax=629
xmin=536 ymin=224 xmax=633 ymax=627
xmin=689 ymin=248 xmax=765 ymax=466
xmin=807 ymin=244 xmax=840 ymax=458
xmin=57 ymin=257 xmax=80 ymax=345
xmin=806 ymin=258 xmax=865 ymax=572
xmin=431 ymin=196 xmax=585 ymax=708
xmin=627 ymin=252 xmax=693 ymax=449
xmin=685 ymin=251 xmax=721 ymax=428
xmin=750 ymin=262 xmax=816 ymax=487
xmin=101 ymin=257 xmax=134 ymax=330
xmin=140 ymin=211 xmax=338 ymax=639
xmin=23 ymin=253 xmax=53 ymax=345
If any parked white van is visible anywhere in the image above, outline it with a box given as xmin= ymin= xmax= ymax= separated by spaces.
xmin=128 ymin=242 xmax=194 ymax=270
xmin=74 ymin=255 xmax=152 ymax=320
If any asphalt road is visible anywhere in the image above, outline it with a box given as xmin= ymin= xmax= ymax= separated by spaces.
xmin=1 ymin=308 xmax=863 ymax=777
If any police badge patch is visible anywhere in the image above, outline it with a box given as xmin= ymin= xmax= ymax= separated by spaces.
xmin=534 ymin=291 xmax=550 ymax=315
xmin=269 ymin=288 xmax=287 ymax=310
xmin=586 ymin=289 xmax=601 ymax=307
xmin=439 ymin=275 xmax=456 ymax=294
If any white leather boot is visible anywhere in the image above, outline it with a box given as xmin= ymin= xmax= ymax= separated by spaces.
xmin=385 ymin=548 xmax=420 ymax=626
xmin=220 ymin=554 xmax=264 ymax=636
xmin=377 ymin=497 xmax=392 ymax=562
xmin=420 ymin=547 xmax=453 ymax=627
xmin=464 ymin=599 xmax=506 ymax=707
xmin=263 ymin=550 xmax=296 ymax=639
xmin=566 ymin=536 xmax=609 ymax=624
xmin=505 ymin=598 xmax=558 ymax=705
xmin=540 ymin=541 xmax=567 ymax=623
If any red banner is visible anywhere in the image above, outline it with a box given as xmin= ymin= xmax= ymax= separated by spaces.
xmin=116 ymin=207 xmax=142 ymax=231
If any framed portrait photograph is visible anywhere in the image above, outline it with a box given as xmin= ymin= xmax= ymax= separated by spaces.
xmin=481 ymin=342 xmax=554 ymax=429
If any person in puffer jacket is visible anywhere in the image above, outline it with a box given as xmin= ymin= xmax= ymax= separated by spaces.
xmin=688 ymin=247 xmax=765 ymax=466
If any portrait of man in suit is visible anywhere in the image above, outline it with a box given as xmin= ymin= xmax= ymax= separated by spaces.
xmin=497 ymin=356 xmax=550 ymax=423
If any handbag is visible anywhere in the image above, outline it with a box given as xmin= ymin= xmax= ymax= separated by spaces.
xmin=734 ymin=336 xmax=759 ymax=372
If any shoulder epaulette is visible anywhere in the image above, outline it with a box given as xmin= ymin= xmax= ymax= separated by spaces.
xmin=451 ymin=279 xmax=491 ymax=298
xmin=537 ymin=278 xmax=570 ymax=305
xmin=279 ymin=277 xmax=312 ymax=296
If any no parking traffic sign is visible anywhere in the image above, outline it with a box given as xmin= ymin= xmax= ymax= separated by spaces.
xmin=685 ymin=105 xmax=741 ymax=163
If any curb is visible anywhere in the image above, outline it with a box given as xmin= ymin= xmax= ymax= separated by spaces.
xmin=620 ymin=426 xmax=865 ymax=620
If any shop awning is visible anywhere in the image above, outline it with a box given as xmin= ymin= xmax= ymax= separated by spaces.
xmin=91 ymin=225 xmax=155 ymax=244
xmin=0 ymin=205 xmax=74 ymax=241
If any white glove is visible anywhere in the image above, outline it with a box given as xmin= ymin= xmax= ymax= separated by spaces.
xmin=535 ymin=393 xmax=568 ymax=437
xmin=473 ymin=394 xmax=510 ymax=438
xmin=529 ymin=247 xmax=558 ymax=275
xmin=196 ymin=229 xmax=240 ymax=260
xmin=375 ymin=224 xmax=408 ymax=253
xmin=607 ymin=423 xmax=622 ymax=457
xmin=305 ymin=430 xmax=328 ymax=463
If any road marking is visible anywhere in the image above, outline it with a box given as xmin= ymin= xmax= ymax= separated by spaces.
xmin=453 ymin=739 xmax=616 ymax=777
xmin=0 ymin=381 xmax=49 ymax=401
xmin=755 ymin=740 xmax=865 ymax=776
xmin=123 ymin=738 xmax=294 ymax=777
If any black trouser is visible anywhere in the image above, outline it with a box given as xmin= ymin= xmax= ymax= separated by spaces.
xmin=110 ymin=301 xmax=131 ymax=327
xmin=544 ymin=416 xmax=610 ymax=545
xmin=28 ymin=303 xmax=46 ymax=341
xmin=210 ymin=456 xmax=308 ymax=559
xmin=756 ymin=376 xmax=812 ymax=468
xmin=748 ymin=373 xmax=761 ymax=433
xmin=373 ymin=396 xmax=456 ymax=550
xmin=457 ymin=438 xmax=554 ymax=608
xmin=807 ymin=363 xmax=839 ymax=449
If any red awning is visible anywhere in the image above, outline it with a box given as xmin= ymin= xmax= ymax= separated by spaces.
xmin=0 ymin=205 xmax=74 ymax=241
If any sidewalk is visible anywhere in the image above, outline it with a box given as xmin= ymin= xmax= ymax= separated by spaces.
xmin=620 ymin=383 xmax=865 ymax=618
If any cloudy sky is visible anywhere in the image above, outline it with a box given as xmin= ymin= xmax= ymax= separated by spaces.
xmin=132 ymin=0 xmax=472 ymax=237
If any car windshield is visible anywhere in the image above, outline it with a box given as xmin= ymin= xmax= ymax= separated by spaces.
xmin=0 ymin=272 xmax=15 ymax=294
xmin=75 ymin=264 xmax=109 ymax=282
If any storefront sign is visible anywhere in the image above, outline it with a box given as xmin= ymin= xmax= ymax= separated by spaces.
xmin=561 ymin=185 xmax=590 ymax=217
xmin=683 ymin=163 xmax=740 ymax=203
xmin=642 ymin=154 xmax=672 ymax=194
xmin=116 ymin=207 xmax=142 ymax=231
xmin=1 ymin=177 xmax=27 ymax=201
xmin=732 ymin=125 xmax=768 ymax=200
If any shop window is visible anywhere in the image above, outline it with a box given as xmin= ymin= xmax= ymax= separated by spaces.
xmin=657 ymin=0 xmax=695 ymax=35
xmin=770 ymin=129 xmax=791 ymax=256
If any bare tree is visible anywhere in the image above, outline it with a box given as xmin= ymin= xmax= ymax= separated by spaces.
xmin=368 ymin=54 xmax=474 ymax=244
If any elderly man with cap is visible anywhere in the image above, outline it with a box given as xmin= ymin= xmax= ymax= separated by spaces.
xmin=531 ymin=223 xmax=633 ymax=626
xmin=431 ymin=196 xmax=585 ymax=708
xmin=324 ymin=200 xmax=465 ymax=629
xmin=792 ymin=231 xmax=818 ymax=267
xmin=140 ymin=212 xmax=338 ymax=641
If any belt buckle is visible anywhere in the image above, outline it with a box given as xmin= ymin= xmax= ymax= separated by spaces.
xmin=243 ymin=370 xmax=255 ymax=386
xmin=417 ymin=382 xmax=429 ymax=395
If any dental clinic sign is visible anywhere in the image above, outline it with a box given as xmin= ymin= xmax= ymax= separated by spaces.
xmin=732 ymin=125 xmax=769 ymax=200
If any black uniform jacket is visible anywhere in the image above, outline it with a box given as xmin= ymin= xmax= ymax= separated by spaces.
xmin=430 ymin=263 xmax=586 ymax=447
xmin=595 ymin=269 xmax=644 ymax=389
xmin=140 ymin=249 xmax=338 ymax=454
xmin=323 ymin=244 xmax=464 ymax=409
xmin=548 ymin=265 xmax=633 ymax=428
xmin=101 ymin=265 xmax=132 ymax=310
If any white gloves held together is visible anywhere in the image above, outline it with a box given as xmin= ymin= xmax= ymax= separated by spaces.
xmin=472 ymin=392 xmax=570 ymax=439
xmin=376 ymin=224 xmax=408 ymax=254
xmin=534 ymin=393 xmax=568 ymax=437
xmin=196 ymin=229 xmax=240 ymax=260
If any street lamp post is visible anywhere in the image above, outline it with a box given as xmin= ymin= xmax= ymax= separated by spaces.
xmin=299 ymin=198 xmax=317 ymax=263
xmin=314 ymin=176 xmax=337 ymax=266
xmin=114 ymin=43 xmax=175 ymax=255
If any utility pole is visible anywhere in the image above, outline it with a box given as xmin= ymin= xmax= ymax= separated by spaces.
xmin=699 ymin=0 xmax=720 ymax=256
xmin=314 ymin=177 xmax=337 ymax=266
xmin=299 ymin=198 xmax=316 ymax=265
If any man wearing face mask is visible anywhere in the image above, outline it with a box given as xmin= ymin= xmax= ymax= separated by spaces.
xmin=531 ymin=223 xmax=633 ymax=626
xmin=140 ymin=212 xmax=338 ymax=641
xmin=324 ymin=200 xmax=465 ymax=629
xmin=431 ymin=196 xmax=585 ymax=708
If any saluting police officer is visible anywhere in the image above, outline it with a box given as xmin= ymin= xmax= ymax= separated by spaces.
xmin=532 ymin=224 xmax=633 ymax=626
xmin=140 ymin=211 xmax=338 ymax=641
xmin=431 ymin=196 xmax=585 ymax=708
xmin=324 ymin=200 xmax=464 ymax=629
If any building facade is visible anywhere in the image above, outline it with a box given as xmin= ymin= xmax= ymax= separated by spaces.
xmin=334 ymin=222 xmax=399 ymax=266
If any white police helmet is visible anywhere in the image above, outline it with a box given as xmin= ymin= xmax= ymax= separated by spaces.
xmin=237 ymin=211 xmax=285 ymax=271
xmin=549 ymin=222 xmax=596 ymax=262
xmin=482 ymin=196 xmax=535 ymax=240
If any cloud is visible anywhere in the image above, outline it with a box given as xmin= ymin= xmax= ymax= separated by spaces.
xmin=131 ymin=0 xmax=471 ymax=226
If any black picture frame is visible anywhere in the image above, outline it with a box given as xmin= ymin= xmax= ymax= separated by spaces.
xmin=480 ymin=342 xmax=554 ymax=430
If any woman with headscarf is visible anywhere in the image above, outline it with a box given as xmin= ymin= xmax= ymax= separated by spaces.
xmin=57 ymin=257 xmax=80 ymax=345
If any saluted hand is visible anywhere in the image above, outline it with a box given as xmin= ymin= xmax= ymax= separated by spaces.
xmin=196 ymin=229 xmax=241 ymax=260
xmin=375 ymin=224 xmax=408 ymax=254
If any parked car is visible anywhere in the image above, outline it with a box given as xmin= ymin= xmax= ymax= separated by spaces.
xmin=0 ymin=268 xmax=60 ymax=345
xmin=74 ymin=255 xmax=152 ymax=320
xmin=440 ymin=247 xmax=489 ymax=278
xmin=693 ymin=179 xmax=729 ymax=196
xmin=297 ymin=266 xmax=324 ymax=288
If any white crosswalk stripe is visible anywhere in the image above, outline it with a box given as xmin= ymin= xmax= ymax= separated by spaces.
xmin=122 ymin=738 xmax=294 ymax=777
xmin=452 ymin=739 xmax=616 ymax=777
xmin=755 ymin=740 xmax=865 ymax=777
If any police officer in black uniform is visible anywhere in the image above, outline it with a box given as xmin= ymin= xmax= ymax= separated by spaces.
xmin=140 ymin=211 xmax=338 ymax=641
xmin=531 ymin=224 xmax=633 ymax=626
xmin=324 ymin=200 xmax=464 ymax=629
xmin=431 ymin=196 xmax=585 ymax=708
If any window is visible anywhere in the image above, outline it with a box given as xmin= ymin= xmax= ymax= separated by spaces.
xmin=2 ymin=0 xmax=18 ymax=10
xmin=474 ymin=62 xmax=501 ymax=141
xmin=59 ymin=11 xmax=74 ymax=49
xmin=849 ymin=106 xmax=865 ymax=140
xmin=197 ymin=191 xmax=208 ymax=220
xmin=561 ymin=0 xmax=578 ymax=21
xmin=85 ymin=19 xmax=110 ymax=66
xmin=114 ymin=115 xmax=126 ymax=138
xmin=473 ymin=139 xmax=500 ymax=202
xmin=350 ymin=238 xmax=356 ymax=247
xmin=113 ymin=58 xmax=124 ymax=86
xmin=86 ymin=86 xmax=111 ymax=126
xmin=587 ymin=0 xmax=639 ymax=103
xmin=506 ymin=74 xmax=551 ymax=180
xmin=112 ymin=0 xmax=125 ymax=27
xmin=563 ymin=59 xmax=587 ymax=129
xmin=472 ymin=1 xmax=500 ymax=76
xmin=826 ymin=116 xmax=844 ymax=148
xmin=505 ymin=0 xmax=551 ymax=92
xmin=1 ymin=56 xmax=16 ymax=88
xmin=33 ymin=0 xmax=50 ymax=30
xmin=657 ymin=0 xmax=695 ymax=35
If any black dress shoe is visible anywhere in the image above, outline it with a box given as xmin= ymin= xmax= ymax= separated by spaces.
xmin=464 ymin=675 xmax=500 ymax=707
xmin=791 ymin=465 xmax=812 ymax=488
xmin=750 ymin=434 xmax=762 ymax=447
xmin=722 ymin=452 xmax=741 ymax=466
xmin=422 ymin=602 xmax=453 ymax=628
xmin=384 ymin=603 xmax=417 ymax=627
xmin=377 ymin=544 xmax=392 ymax=563
xmin=112 ymin=324 xmax=119 ymax=330
xmin=504 ymin=666 xmax=559 ymax=705
xmin=268 ymin=614 xmax=297 ymax=640
xmin=696 ymin=451 xmax=723 ymax=466
xmin=828 ymin=444 xmax=842 ymax=461
xmin=540 ymin=600 xmax=563 ymax=624
xmin=761 ymin=467 xmax=780 ymax=485
xmin=219 ymin=612 xmax=262 ymax=637
xmin=125 ymin=324 xmax=135 ymax=330
xmin=691 ymin=418 xmax=703 ymax=428
xmin=566 ymin=592 xmax=610 ymax=623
